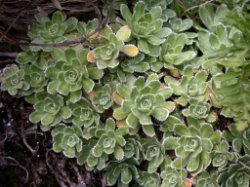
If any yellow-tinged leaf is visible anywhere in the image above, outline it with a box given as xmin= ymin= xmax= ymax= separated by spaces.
xmin=112 ymin=91 xmax=124 ymax=105
xmin=87 ymin=51 xmax=96 ymax=63
xmin=165 ymin=101 xmax=176 ymax=112
xmin=88 ymin=31 xmax=100 ymax=39
xmin=87 ymin=91 xmax=96 ymax=100
xmin=169 ymin=69 xmax=180 ymax=78
xmin=122 ymin=44 xmax=139 ymax=57
xmin=116 ymin=120 xmax=126 ymax=128
xmin=116 ymin=25 xmax=131 ymax=42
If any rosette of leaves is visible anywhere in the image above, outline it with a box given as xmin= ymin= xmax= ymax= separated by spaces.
xmin=182 ymin=99 xmax=211 ymax=119
xmin=28 ymin=92 xmax=71 ymax=131
xmin=87 ymin=25 xmax=138 ymax=69
xmin=77 ymin=139 xmax=109 ymax=171
xmin=1 ymin=65 xmax=29 ymax=96
xmin=28 ymin=11 xmax=78 ymax=44
xmin=91 ymin=118 xmax=128 ymax=161
xmin=141 ymin=138 xmax=165 ymax=173
xmin=212 ymin=65 xmax=250 ymax=126
xmin=51 ymin=123 xmax=83 ymax=158
xmin=46 ymin=46 xmax=103 ymax=101
xmin=123 ymin=136 xmax=142 ymax=160
xmin=211 ymin=140 xmax=235 ymax=168
xmin=159 ymin=33 xmax=196 ymax=70
xmin=165 ymin=66 xmax=208 ymax=106
xmin=136 ymin=171 xmax=161 ymax=187
xmin=196 ymin=171 xmax=219 ymax=187
xmin=106 ymin=158 xmax=140 ymax=187
xmin=217 ymin=155 xmax=250 ymax=187
xmin=119 ymin=1 xmax=172 ymax=57
xmin=160 ymin=166 xmax=187 ymax=187
xmin=223 ymin=125 xmax=250 ymax=154
xmin=182 ymin=99 xmax=217 ymax=123
xmin=121 ymin=53 xmax=163 ymax=73
xmin=165 ymin=123 xmax=221 ymax=175
xmin=89 ymin=83 xmax=114 ymax=113
xmin=23 ymin=63 xmax=47 ymax=90
xmin=113 ymin=74 xmax=173 ymax=137
xmin=68 ymin=98 xmax=99 ymax=128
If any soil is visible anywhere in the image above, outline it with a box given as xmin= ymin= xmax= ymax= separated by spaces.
xmin=0 ymin=1 xmax=104 ymax=186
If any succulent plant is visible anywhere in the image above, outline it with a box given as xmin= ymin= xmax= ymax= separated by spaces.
xmin=28 ymin=11 xmax=78 ymax=44
xmin=224 ymin=125 xmax=250 ymax=154
xmin=165 ymin=66 xmax=208 ymax=106
xmin=91 ymin=118 xmax=128 ymax=160
xmin=106 ymin=158 xmax=140 ymax=186
xmin=46 ymin=46 xmax=103 ymax=99
xmin=165 ymin=123 xmax=221 ymax=175
xmin=23 ymin=63 xmax=47 ymax=90
xmin=87 ymin=25 xmax=138 ymax=69
xmin=212 ymin=65 xmax=250 ymax=125
xmin=113 ymin=74 xmax=173 ymax=137
xmin=119 ymin=1 xmax=171 ymax=57
xmin=52 ymin=123 xmax=83 ymax=158
xmin=1 ymin=65 xmax=29 ymax=96
xmin=182 ymin=99 xmax=211 ymax=119
xmin=68 ymin=98 xmax=100 ymax=128
xmin=141 ymin=138 xmax=165 ymax=173
xmin=217 ymin=155 xmax=250 ymax=187
xmin=1 ymin=2 xmax=250 ymax=187
xmin=89 ymin=83 xmax=114 ymax=113
xmin=28 ymin=92 xmax=71 ymax=131
xmin=195 ymin=171 xmax=219 ymax=187
xmin=159 ymin=33 xmax=196 ymax=70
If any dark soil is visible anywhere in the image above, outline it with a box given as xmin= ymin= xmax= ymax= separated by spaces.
xmin=0 ymin=1 xmax=105 ymax=186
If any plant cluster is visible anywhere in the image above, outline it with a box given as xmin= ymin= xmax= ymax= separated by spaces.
xmin=1 ymin=0 xmax=250 ymax=186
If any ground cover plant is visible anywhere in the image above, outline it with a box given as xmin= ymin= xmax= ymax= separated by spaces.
xmin=1 ymin=0 xmax=250 ymax=186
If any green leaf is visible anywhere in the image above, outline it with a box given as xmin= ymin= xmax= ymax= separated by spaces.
xmin=142 ymin=125 xmax=155 ymax=137
xmin=138 ymin=39 xmax=150 ymax=54
xmin=139 ymin=114 xmax=152 ymax=125
xmin=29 ymin=111 xmax=42 ymax=123
xmin=120 ymin=4 xmax=132 ymax=23
xmin=117 ymin=84 xmax=130 ymax=98
xmin=152 ymin=108 xmax=169 ymax=121
xmin=133 ymin=1 xmax=145 ymax=22
xmin=113 ymin=108 xmax=128 ymax=120
xmin=61 ymin=107 xmax=72 ymax=119
xmin=52 ymin=11 xmax=65 ymax=24
xmin=82 ymin=78 xmax=95 ymax=93
xmin=126 ymin=113 xmax=139 ymax=128
xmin=92 ymin=145 xmax=103 ymax=157
xmin=121 ymin=167 xmax=133 ymax=184
xmin=41 ymin=114 xmax=54 ymax=126
xmin=147 ymin=35 xmax=165 ymax=45
xmin=114 ymin=146 xmax=124 ymax=160
xmin=69 ymin=90 xmax=82 ymax=103
xmin=57 ymin=82 xmax=70 ymax=96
